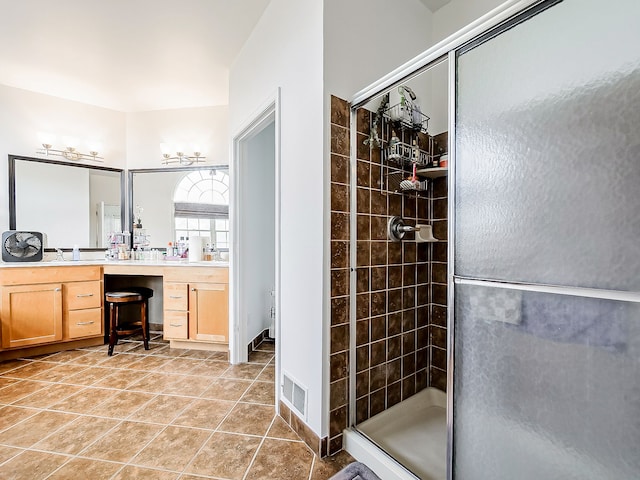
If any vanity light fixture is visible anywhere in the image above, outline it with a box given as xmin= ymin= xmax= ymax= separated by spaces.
xmin=161 ymin=151 xmax=206 ymax=166
xmin=37 ymin=144 xmax=104 ymax=162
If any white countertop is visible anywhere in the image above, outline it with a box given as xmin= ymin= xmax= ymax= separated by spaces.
xmin=0 ymin=259 xmax=229 ymax=268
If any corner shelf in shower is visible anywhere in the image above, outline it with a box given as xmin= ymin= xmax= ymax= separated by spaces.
xmin=416 ymin=167 xmax=448 ymax=178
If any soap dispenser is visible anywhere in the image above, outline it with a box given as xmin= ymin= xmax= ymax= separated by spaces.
xmin=72 ymin=245 xmax=80 ymax=261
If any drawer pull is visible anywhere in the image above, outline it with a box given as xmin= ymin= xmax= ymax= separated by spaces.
xmin=169 ymin=295 xmax=183 ymax=299
xmin=169 ymin=323 xmax=183 ymax=328
xmin=76 ymin=321 xmax=95 ymax=326
xmin=191 ymin=288 xmax=196 ymax=292
xmin=54 ymin=288 xmax=61 ymax=292
xmin=76 ymin=293 xmax=94 ymax=298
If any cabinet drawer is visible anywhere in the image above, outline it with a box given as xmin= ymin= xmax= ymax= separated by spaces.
xmin=66 ymin=308 xmax=103 ymax=339
xmin=164 ymin=283 xmax=188 ymax=310
xmin=164 ymin=311 xmax=188 ymax=339
xmin=64 ymin=281 xmax=102 ymax=310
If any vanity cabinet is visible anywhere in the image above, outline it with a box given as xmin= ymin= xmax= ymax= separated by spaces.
xmin=1 ymin=283 xmax=62 ymax=348
xmin=0 ymin=266 xmax=104 ymax=353
xmin=163 ymin=267 xmax=229 ymax=347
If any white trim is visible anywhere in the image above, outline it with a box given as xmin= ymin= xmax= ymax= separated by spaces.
xmin=350 ymin=0 xmax=542 ymax=107
xmin=230 ymin=88 xmax=282 ymax=409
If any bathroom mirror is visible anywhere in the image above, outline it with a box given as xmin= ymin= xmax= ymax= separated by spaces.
xmin=8 ymin=155 xmax=125 ymax=250
xmin=129 ymin=165 xmax=230 ymax=250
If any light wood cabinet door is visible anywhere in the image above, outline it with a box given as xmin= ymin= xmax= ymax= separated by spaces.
xmin=64 ymin=281 xmax=102 ymax=311
xmin=66 ymin=308 xmax=103 ymax=339
xmin=1 ymin=283 xmax=63 ymax=349
xmin=188 ymin=283 xmax=228 ymax=342
xmin=164 ymin=283 xmax=188 ymax=311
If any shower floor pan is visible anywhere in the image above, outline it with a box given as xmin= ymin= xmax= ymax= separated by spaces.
xmin=355 ymin=387 xmax=447 ymax=480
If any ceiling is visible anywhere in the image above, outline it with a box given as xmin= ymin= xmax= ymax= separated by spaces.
xmin=0 ymin=0 xmax=271 ymax=112
xmin=419 ymin=0 xmax=452 ymax=12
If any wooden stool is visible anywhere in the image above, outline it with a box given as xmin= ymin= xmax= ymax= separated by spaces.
xmin=105 ymin=287 xmax=153 ymax=356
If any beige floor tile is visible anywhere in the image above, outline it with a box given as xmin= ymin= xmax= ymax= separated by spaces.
xmin=80 ymin=420 xmax=163 ymax=462
xmin=0 ymin=380 xmax=48 ymax=404
xmin=218 ymin=403 xmax=275 ymax=436
xmin=0 ymin=405 xmax=39 ymax=432
xmin=255 ymin=341 xmax=275 ymax=352
xmin=257 ymin=365 xmax=275 ymax=382
xmin=127 ymin=342 xmax=167 ymax=354
xmin=13 ymin=383 xmax=84 ymax=408
xmin=0 ymin=444 xmax=22 ymax=464
xmin=200 ymin=378 xmax=252 ymax=401
xmin=128 ymin=394 xmax=193 ymax=424
xmin=126 ymin=355 xmax=170 ymax=372
xmin=0 ymin=377 xmax=21 ymax=390
xmin=208 ymin=351 xmax=229 ymax=362
xmin=0 ymin=450 xmax=68 ymax=480
xmin=100 ymin=353 xmax=144 ymax=369
xmin=34 ymin=415 xmax=119 ymax=454
xmin=29 ymin=363 xmax=88 ymax=382
xmin=161 ymin=375 xmax=213 ymax=397
xmin=112 ymin=465 xmax=179 ymax=480
xmin=50 ymin=387 xmax=118 ymax=414
xmin=132 ymin=425 xmax=211 ymax=471
xmin=69 ymin=351 xmax=110 ymax=366
xmin=186 ymin=360 xmax=229 ymax=377
xmin=172 ymin=398 xmax=235 ymax=429
xmin=2 ymin=361 xmax=55 ymax=379
xmin=62 ymin=366 xmax=112 ymax=386
xmin=0 ymin=359 xmax=29 ymax=374
xmin=160 ymin=357 xmax=206 ymax=374
xmin=89 ymin=390 xmax=156 ymax=419
xmin=245 ymin=438 xmax=314 ymax=480
xmin=222 ymin=363 xmax=265 ymax=381
xmin=267 ymin=416 xmax=302 ymax=441
xmin=248 ymin=351 xmax=274 ymax=364
xmin=185 ymin=432 xmax=261 ymax=479
xmin=310 ymin=450 xmax=355 ymax=480
xmin=45 ymin=350 xmax=93 ymax=363
xmin=93 ymin=370 xmax=151 ymax=389
xmin=178 ymin=349 xmax=213 ymax=360
xmin=47 ymin=457 xmax=124 ymax=479
xmin=158 ymin=347 xmax=191 ymax=358
xmin=0 ymin=410 xmax=77 ymax=447
xmin=240 ymin=381 xmax=275 ymax=405
xmin=126 ymin=372 xmax=183 ymax=394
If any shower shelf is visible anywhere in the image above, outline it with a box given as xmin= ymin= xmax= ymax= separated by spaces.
xmin=416 ymin=167 xmax=448 ymax=178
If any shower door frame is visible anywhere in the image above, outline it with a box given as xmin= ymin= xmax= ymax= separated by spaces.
xmin=347 ymin=0 xmax=549 ymax=478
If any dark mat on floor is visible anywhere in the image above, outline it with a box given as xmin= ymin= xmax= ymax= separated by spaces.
xmin=330 ymin=461 xmax=381 ymax=480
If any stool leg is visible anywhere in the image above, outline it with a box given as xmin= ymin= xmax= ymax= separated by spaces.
xmin=142 ymin=300 xmax=150 ymax=350
xmin=108 ymin=302 xmax=118 ymax=356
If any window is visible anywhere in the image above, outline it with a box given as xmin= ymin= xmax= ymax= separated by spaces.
xmin=173 ymin=169 xmax=230 ymax=249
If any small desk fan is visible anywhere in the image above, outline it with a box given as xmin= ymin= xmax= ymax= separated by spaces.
xmin=2 ymin=231 xmax=43 ymax=262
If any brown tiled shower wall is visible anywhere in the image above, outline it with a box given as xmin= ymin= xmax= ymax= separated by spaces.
xmin=328 ymin=96 xmax=448 ymax=455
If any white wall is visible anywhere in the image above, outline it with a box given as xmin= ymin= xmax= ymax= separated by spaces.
xmin=230 ymin=0 xmax=325 ymax=434
xmin=242 ymin=122 xmax=276 ymax=342
xmin=125 ymin=106 xmax=229 ymax=169
xmin=0 ymin=84 xmax=126 ymax=233
xmin=323 ymin=0 xmax=434 ymax=101
xmin=432 ymin=0 xmax=508 ymax=44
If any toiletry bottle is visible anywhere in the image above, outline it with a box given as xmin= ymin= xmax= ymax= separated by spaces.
xmin=72 ymin=245 xmax=80 ymax=261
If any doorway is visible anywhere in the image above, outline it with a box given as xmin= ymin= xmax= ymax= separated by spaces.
xmin=231 ymin=91 xmax=281 ymax=407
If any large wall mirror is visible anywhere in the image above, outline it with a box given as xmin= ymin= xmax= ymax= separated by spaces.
xmin=9 ymin=155 xmax=125 ymax=249
xmin=129 ymin=166 xmax=229 ymax=250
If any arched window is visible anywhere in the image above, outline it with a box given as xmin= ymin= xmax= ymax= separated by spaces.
xmin=173 ymin=169 xmax=230 ymax=249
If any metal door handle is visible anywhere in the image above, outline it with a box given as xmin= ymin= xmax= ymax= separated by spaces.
xmin=169 ymin=295 xmax=183 ymax=299
xmin=76 ymin=293 xmax=94 ymax=298
xmin=169 ymin=323 xmax=183 ymax=327
xmin=76 ymin=321 xmax=95 ymax=326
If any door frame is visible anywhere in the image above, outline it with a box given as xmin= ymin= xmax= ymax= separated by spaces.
xmin=230 ymin=88 xmax=282 ymax=403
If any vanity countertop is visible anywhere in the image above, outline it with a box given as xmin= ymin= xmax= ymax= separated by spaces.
xmin=0 ymin=259 xmax=229 ymax=269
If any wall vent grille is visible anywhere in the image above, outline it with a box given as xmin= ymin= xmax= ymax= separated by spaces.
xmin=281 ymin=371 xmax=307 ymax=420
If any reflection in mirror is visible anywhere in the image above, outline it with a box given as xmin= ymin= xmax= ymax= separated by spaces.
xmin=9 ymin=155 xmax=124 ymax=249
xmin=130 ymin=166 xmax=229 ymax=250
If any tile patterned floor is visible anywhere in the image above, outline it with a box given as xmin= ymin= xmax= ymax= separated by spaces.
xmin=0 ymin=335 xmax=352 ymax=479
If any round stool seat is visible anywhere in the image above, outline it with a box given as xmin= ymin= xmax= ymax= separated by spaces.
xmin=105 ymin=292 xmax=144 ymax=302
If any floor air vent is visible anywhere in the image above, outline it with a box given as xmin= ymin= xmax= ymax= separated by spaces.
xmin=282 ymin=371 xmax=308 ymax=420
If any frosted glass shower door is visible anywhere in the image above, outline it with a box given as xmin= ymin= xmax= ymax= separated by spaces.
xmin=453 ymin=0 xmax=640 ymax=479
